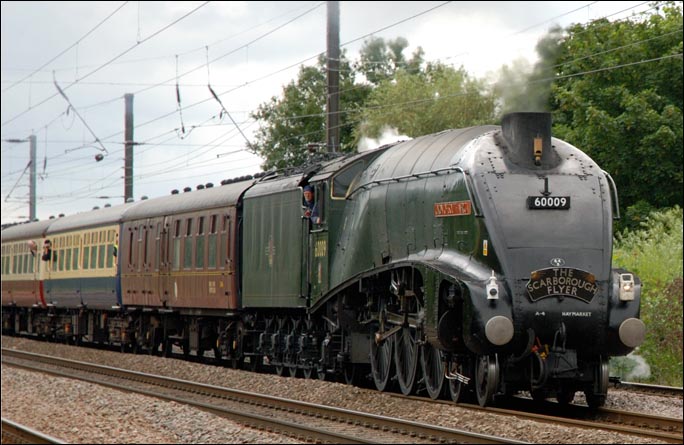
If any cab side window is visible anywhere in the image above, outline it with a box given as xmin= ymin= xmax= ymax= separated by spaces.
xmin=332 ymin=162 xmax=364 ymax=199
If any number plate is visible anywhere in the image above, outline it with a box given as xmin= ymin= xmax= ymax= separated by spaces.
xmin=527 ymin=196 xmax=570 ymax=210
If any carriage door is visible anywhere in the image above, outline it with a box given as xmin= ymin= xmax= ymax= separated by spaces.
xmin=308 ymin=182 xmax=329 ymax=303
xmin=158 ymin=216 xmax=172 ymax=306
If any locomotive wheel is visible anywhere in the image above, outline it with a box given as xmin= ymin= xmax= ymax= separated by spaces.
xmin=181 ymin=339 xmax=190 ymax=358
xmin=556 ymin=388 xmax=575 ymax=405
xmin=162 ymin=339 xmax=173 ymax=358
xmin=475 ymin=354 xmax=499 ymax=407
xmin=370 ymin=334 xmax=395 ymax=392
xmin=286 ymin=321 xmax=301 ymax=378
xmin=317 ymin=364 xmax=330 ymax=381
xmin=246 ymin=355 xmax=262 ymax=373
xmin=448 ymin=358 xmax=473 ymax=403
xmin=288 ymin=365 xmax=299 ymax=378
xmin=394 ymin=324 xmax=420 ymax=395
xmin=530 ymin=388 xmax=547 ymax=402
xmin=584 ymin=358 xmax=608 ymax=408
xmin=343 ymin=362 xmax=356 ymax=385
xmin=343 ymin=362 xmax=371 ymax=386
xmin=420 ymin=342 xmax=445 ymax=400
xmin=303 ymin=365 xmax=316 ymax=379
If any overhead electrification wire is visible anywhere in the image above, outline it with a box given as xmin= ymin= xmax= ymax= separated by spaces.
xmin=202 ymin=45 xmax=247 ymax=148
xmin=1 ymin=1 xmax=129 ymax=94
xmin=2 ymin=1 xmax=324 ymax=174
xmin=130 ymin=2 xmax=325 ymax=98
xmin=1 ymin=1 xmax=211 ymax=128
xmin=3 ymin=2 xmax=320 ymax=76
xmin=53 ymin=74 xmax=109 ymax=155
xmin=4 ymin=0 xmax=431 ymax=167
xmin=5 ymin=0 xmax=673 ymax=213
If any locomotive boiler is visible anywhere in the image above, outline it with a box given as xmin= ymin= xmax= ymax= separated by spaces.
xmin=1 ymin=112 xmax=645 ymax=407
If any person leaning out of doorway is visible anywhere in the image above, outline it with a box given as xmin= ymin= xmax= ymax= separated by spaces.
xmin=303 ymin=185 xmax=321 ymax=225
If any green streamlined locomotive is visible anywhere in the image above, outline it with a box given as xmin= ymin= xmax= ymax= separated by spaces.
xmin=2 ymin=112 xmax=644 ymax=407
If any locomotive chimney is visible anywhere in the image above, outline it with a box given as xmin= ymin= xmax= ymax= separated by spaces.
xmin=500 ymin=112 xmax=560 ymax=168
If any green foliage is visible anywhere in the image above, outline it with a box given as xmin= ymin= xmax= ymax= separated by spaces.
xmin=355 ymin=36 xmax=424 ymax=85
xmin=250 ymin=37 xmax=493 ymax=169
xmin=249 ymin=52 xmax=371 ymax=170
xmin=613 ymin=206 xmax=683 ymax=386
xmin=620 ymin=199 xmax=656 ymax=233
xmin=355 ymin=63 xmax=496 ymax=141
xmin=551 ymin=3 xmax=683 ymax=213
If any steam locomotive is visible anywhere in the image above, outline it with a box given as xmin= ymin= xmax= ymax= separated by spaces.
xmin=1 ymin=112 xmax=645 ymax=407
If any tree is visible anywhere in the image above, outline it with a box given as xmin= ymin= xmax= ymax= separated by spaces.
xmin=355 ymin=62 xmax=496 ymax=141
xmin=250 ymin=37 xmax=423 ymax=170
xmin=249 ymin=52 xmax=370 ymax=170
xmin=550 ymin=2 xmax=683 ymax=218
xmin=355 ymin=36 xmax=424 ymax=85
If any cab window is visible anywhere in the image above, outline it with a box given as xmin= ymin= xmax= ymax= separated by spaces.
xmin=332 ymin=162 xmax=364 ymax=199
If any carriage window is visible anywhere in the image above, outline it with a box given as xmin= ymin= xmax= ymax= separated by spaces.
xmin=72 ymin=248 xmax=80 ymax=270
xmin=107 ymin=244 xmax=115 ymax=268
xmin=183 ymin=218 xmax=193 ymax=269
xmin=196 ymin=237 xmax=205 ymax=269
xmin=225 ymin=215 xmax=232 ymax=262
xmin=83 ymin=246 xmax=90 ymax=270
xmin=142 ymin=228 xmax=149 ymax=267
xmin=196 ymin=216 xmax=205 ymax=269
xmin=172 ymin=220 xmax=181 ymax=271
xmin=98 ymin=245 xmax=106 ymax=269
xmin=66 ymin=249 xmax=72 ymax=271
xmin=90 ymin=245 xmax=98 ymax=269
xmin=154 ymin=223 xmax=161 ymax=271
xmin=208 ymin=214 xmax=217 ymax=268
xmin=127 ymin=230 xmax=134 ymax=268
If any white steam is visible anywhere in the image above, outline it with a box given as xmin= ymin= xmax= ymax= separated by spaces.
xmin=611 ymin=351 xmax=652 ymax=381
xmin=624 ymin=352 xmax=652 ymax=380
xmin=358 ymin=126 xmax=410 ymax=152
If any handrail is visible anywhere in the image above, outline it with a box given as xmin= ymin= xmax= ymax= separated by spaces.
xmin=602 ymin=170 xmax=621 ymax=220
xmin=346 ymin=166 xmax=483 ymax=217
xmin=453 ymin=167 xmax=483 ymax=217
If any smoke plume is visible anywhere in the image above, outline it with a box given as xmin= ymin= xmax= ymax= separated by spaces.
xmin=494 ymin=25 xmax=564 ymax=113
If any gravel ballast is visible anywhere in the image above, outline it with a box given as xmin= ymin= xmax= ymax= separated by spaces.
xmin=2 ymin=336 xmax=681 ymax=444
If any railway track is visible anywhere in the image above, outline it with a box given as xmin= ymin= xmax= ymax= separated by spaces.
xmin=2 ymin=348 xmax=524 ymax=444
xmin=390 ymin=393 xmax=683 ymax=444
xmin=1 ymin=418 xmax=66 ymax=444
xmin=612 ymin=380 xmax=684 ymax=398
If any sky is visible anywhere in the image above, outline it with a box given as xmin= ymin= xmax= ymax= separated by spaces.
xmin=0 ymin=1 xmax=655 ymax=225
